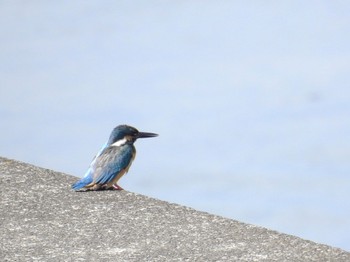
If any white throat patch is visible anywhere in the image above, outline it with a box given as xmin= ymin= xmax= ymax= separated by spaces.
xmin=111 ymin=137 xmax=128 ymax=147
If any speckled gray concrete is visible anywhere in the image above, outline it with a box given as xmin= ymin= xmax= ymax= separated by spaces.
xmin=1 ymin=157 xmax=349 ymax=261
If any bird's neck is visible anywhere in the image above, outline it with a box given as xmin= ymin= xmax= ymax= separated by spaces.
xmin=110 ymin=137 xmax=128 ymax=147
xmin=110 ymin=136 xmax=134 ymax=147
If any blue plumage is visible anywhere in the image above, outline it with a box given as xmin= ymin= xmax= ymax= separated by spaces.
xmin=72 ymin=125 xmax=158 ymax=191
xmin=71 ymin=175 xmax=93 ymax=190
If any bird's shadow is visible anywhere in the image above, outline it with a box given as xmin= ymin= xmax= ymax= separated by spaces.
xmin=71 ymin=187 xmax=123 ymax=193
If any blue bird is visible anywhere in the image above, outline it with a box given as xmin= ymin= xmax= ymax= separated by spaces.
xmin=72 ymin=125 xmax=158 ymax=191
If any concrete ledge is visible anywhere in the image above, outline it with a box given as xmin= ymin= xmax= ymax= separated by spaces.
xmin=1 ymin=156 xmax=349 ymax=261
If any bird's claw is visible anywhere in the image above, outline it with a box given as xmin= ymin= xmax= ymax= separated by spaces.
xmin=112 ymin=184 xmax=124 ymax=190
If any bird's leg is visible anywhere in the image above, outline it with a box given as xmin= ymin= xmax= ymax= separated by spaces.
xmin=112 ymin=184 xmax=124 ymax=190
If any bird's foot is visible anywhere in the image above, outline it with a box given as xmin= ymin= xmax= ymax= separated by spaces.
xmin=112 ymin=184 xmax=124 ymax=190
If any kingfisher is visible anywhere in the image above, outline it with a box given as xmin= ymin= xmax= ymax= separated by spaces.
xmin=71 ymin=125 xmax=158 ymax=191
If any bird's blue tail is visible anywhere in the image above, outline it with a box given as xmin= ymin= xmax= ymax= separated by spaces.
xmin=71 ymin=175 xmax=93 ymax=191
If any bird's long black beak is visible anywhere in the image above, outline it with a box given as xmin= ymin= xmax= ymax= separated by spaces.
xmin=137 ymin=131 xmax=158 ymax=139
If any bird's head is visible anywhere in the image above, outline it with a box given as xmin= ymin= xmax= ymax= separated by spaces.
xmin=107 ymin=125 xmax=158 ymax=146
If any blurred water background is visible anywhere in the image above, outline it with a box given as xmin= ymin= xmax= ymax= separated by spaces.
xmin=1 ymin=1 xmax=350 ymax=251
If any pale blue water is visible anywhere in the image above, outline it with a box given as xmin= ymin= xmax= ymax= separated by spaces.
xmin=1 ymin=1 xmax=350 ymax=251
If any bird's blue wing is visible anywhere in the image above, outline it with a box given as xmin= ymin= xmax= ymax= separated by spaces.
xmin=92 ymin=145 xmax=134 ymax=185
xmin=71 ymin=141 xmax=109 ymax=190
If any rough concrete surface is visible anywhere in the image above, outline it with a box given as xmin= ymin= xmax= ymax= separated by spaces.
xmin=1 ymin=156 xmax=349 ymax=261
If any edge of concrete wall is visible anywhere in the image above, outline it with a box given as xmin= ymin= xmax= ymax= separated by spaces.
xmin=1 ymin=156 xmax=349 ymax=261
